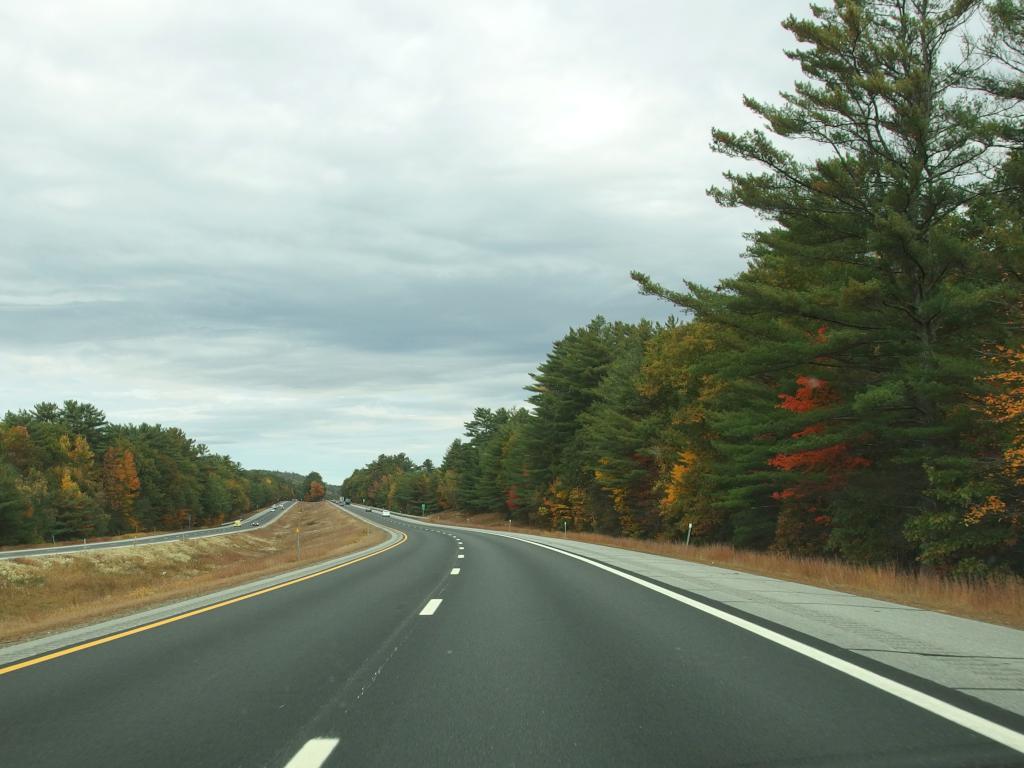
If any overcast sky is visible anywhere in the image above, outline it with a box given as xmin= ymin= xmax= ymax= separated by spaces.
xmin=2 ymin=0 xmax=812 ymax=482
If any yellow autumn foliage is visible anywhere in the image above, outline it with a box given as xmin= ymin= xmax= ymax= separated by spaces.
xmin=983 ymin=345 xmax=1024 ymax=489
xmin=661 ymin=450 xmax=698 ymax=511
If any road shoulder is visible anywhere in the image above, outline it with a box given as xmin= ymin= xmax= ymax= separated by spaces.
xmin=0 ymin=512 xmax=401 ymax=668
xmin=392 ymin=512 xmax=1024 ymax=719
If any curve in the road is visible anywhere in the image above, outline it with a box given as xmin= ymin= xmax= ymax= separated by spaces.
xmin=0 ymin=501 xmax=299 ymax=560
xmin=0 ymin=527 xmax=406 ymax=678
xmin=2 ymin=504 xmax=1023 ymax=767
xmin=503 ymin=531 xmax=1024 ymax=755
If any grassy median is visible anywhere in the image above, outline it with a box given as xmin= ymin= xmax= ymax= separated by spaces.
xmin=426 ymin=511 xmax=1024 ymax=630
xmin=0 ymin=502 xmax=387 ymax=645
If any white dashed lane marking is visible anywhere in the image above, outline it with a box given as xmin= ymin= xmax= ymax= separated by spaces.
xmin=457 ymin=554 xmax=465 ymax=559
xmin=420 ymin=598 xmax=444 ymax=616
xmin=283 ymin=738 xmax=339 ymax=768
xmin=451 ymin=568 xmax=461 ymax=575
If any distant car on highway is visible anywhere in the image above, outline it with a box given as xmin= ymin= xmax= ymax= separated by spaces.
xmin=251 ymin=521 xmax=260 ymax=527
xmin=382 ymin=510 xmax=391 ymax=517
xmin=233 ymin=519 xmax=241 ymax=527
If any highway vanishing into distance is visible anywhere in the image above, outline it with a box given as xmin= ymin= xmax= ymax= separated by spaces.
xmin=0 ymin=501 xmax=297 ymax=560
xmin=2 ymin=504 xmax=1023 ymax=767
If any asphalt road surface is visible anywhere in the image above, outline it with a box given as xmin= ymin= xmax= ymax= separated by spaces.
xmin=0 ymin=502 xmax=297 ymax=560
xmin=1 ymin=507 xmax=1022 ymax=767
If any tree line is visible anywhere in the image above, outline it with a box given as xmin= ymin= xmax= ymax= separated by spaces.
xmin=0 ymin=400 xmax=325 ymax=545
xmin=344 ymin=1 xmax=1024 ymax=577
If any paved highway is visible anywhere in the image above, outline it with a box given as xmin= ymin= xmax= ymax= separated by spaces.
xmin=1 ymin=506 xmax=1022 ymax=767
xmin=0 ymin=501 xmax=297 ymax=560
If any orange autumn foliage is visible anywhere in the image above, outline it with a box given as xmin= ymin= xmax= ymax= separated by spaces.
xmin=965 ymin=346 xmax=1024 ymax=528
xmin=538 ymin=480 xmax=589 ymax=531
xmin=102 ymin=447 xmax=141 ymax=531
xmin=982 ymin=345 xmax=1024 ymax=487
xmin=305 ymin=480 xmax=326 ymax=502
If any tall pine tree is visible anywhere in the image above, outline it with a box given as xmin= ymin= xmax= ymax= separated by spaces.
xmin=635 ymin=0 xmax=1021 ymax=571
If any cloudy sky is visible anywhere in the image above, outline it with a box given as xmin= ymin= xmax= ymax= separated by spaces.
xmin=2 ymin=0 xmax=811 ymax=481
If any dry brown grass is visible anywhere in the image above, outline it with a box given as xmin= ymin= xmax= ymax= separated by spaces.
xmin=426 ymin=511 xmax=1024 ymax=630
xmin=0 ymin=502 xmax=387 ymax=645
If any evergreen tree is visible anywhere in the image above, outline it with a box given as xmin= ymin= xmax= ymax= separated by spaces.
xmin=59 ymin=400 xmax=109 ymax=452
xmin=0 ymin=463 xmax=28 ymax=544
xmin=579 ymin=322 xmax=661 ymax=536
xmin=634 ymin=0 xmax=1021 ymax=571
xmin=523 ymin=317 xmax=630 ymax=524
xmin=201 ymin=473 xmax=233 ymax=522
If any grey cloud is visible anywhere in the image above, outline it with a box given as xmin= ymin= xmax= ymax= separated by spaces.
xmin=3 ymin=0 xmax=816 ymax=479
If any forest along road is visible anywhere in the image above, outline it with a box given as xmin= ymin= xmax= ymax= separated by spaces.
xmin=1 ymin=506 xmax=1023 ymax=768
xmin=0 ymin=502 xmax=296 ymax=560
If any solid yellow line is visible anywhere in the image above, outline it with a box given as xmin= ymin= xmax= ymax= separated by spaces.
xmin=0 ymin=531 xmax=407 ymax=677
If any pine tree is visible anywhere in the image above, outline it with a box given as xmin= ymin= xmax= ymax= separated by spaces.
xmin=0 ymin=463 xmax=28 ymax=544
xmin=634 ymin=0 xmax=1020 ymax=569
xmin=580 ymin=322 xmax=661 ymax=536
xmin=523 ymin=318 xmax=631 ymax=522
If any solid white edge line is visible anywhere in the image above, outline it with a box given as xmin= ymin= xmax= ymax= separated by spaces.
xmin=387 ymin=510 xmax=1024 ymax=753
xmin=451 ymin=568 xmax=461 ymax=575
xmin=510 ymin=535 xmax=1024 ymax=755
xmin=283 ymin=738 xmax=339 ymax=768
xmin=420 ymin=598 xmax=443 ymax=616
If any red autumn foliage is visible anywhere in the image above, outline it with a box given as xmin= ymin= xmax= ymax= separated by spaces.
xmin=769 ymin=443 xmax=870 ymax=476
xmin=769 ymin=362 xmax=870 ymax=553
xmin=777 ymin=375 xmax=837 ymax=413
xmin=770 ymin=375 xmax=869 ymax=498
xmin=505 ymin=485 xmax=520 ymax=513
